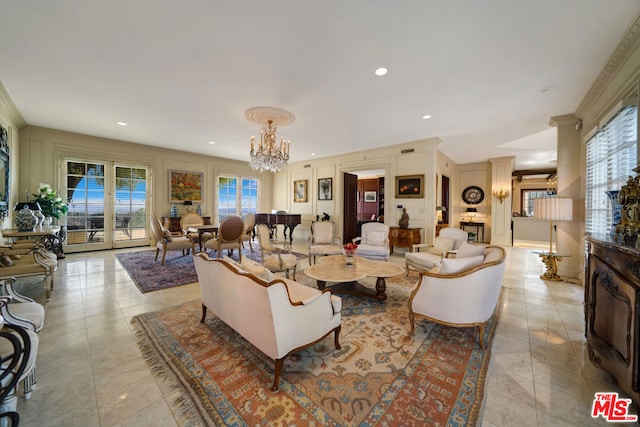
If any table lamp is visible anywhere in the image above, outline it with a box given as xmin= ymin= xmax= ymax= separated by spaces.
xmin=465 ymin=207 xmax=477 ymax=222
xmin=533 ymin=197 xmax=573 ymax=253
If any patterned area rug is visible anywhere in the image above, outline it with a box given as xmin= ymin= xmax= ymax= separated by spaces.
xmin=132 ymin=272 xmax=501 ymax=425
xmin=115 ymin=247 xmax=307 ymax=293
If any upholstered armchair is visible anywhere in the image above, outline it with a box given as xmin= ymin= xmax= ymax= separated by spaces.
xmin=180 ymin=212 xmax=204 ymax=245
xmin=408 ymin=246 xmax=506 ymax=348
xmin=0 ymin=280 xmax=45 ymax=333
xmin=241 ymin=213 xmax=255 ymax=251
xmin=353 ymin=222 xmax=390 ymax=261
xmin=308 ymin=221 xmax=342 ymax=265
xmin=256 ymin=223 xmax=297 ymax=279
xmin=150 ymin=214 xmax=195 ymax=265
xmin=405 ymin=227 xmax=468 ymax=275
xmin=0 ymin=321 xmax=39 ymax=409
xmin=203 ymin=215 xmax=243 ymax=260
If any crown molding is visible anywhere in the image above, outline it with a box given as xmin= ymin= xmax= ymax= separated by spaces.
xmin=0 ymin=81 xmax=26 ymax=128
xmin=575 ymin=14 xmax=640 ymax=118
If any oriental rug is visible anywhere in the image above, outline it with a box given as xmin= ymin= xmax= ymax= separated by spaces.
xmin=132 ymin=272 xmax=501 ymax=426
xmin=115 ymin=247 xmax=307 ymax=293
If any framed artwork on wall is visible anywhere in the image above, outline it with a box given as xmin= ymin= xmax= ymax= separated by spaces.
xmin=170 ymin=170 xmax=203 ymax=202
xmin=364 ymin=191 xmax=377 ymax=202
xmin=395 ymin=174 xmax=424 ymax=198
xmin=294 ymin=179 xmax=308 ymax=203
xmin=318 ymin=178 xmax=332 ymax=200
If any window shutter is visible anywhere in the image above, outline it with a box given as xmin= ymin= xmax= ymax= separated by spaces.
xmin=585 ymin=105 xmax=637 ymax=239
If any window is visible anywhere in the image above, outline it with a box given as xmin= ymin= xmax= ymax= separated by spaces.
xmin=521 ymin=189 xmax=549 ymax=217
xmin=585 ymin=105 xmax=637 ymax=238
xmin=217 ymin=175 xmax=259 ymax=221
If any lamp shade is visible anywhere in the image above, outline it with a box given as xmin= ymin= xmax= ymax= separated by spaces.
xmin=533 ymin=197 xmax=573 ymax=221
xmin=183 ymin=200 xmax=193 ymax=206
xmin=466 ymin=207 xmax=477 ymax=213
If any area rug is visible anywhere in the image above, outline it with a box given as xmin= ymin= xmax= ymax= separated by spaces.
xmin=132 ymin=272 xmax=501 ymax=425
xmin=116 ymin=248 xmax=308 ymax=293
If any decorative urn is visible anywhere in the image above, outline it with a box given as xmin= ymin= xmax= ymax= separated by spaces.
xmin=15 ymin=205 xmax=38 ymax=232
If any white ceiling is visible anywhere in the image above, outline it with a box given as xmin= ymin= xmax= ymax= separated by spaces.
xmin=1 ymin=1 xmax=638 ymax=170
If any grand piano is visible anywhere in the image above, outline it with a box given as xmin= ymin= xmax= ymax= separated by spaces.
xmin=255 ymin=212 xmax=301 ymax=244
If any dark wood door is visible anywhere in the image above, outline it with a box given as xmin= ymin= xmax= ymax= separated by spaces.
xmin=442 ymin=175 xmax=450 ymax=224
xmin=343 ymin=172 xmax=358 ymax=244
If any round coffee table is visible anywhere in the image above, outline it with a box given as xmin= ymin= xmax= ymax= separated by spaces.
xmin=304 ymin=255 xmax=404 ymax=302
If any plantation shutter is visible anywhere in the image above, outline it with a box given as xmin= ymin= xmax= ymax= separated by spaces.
xmin=585 ymin=105 xmax=637 ymax=238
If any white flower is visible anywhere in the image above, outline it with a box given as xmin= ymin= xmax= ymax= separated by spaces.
xmin=39 ymin=183 xmax=52 ymax=194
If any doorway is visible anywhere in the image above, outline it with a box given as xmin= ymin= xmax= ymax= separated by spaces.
xmin=64 ymin=159 xmax=150 ymax=252
xmin=342 ymin=168 xmax=386 ymax=243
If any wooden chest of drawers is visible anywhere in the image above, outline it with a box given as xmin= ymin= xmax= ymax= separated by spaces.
xmin=388 ymin=227 xmax=421 ymax=253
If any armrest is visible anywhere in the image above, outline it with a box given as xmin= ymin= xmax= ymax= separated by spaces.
xmin=411 ymin=243 xmax=433 ymax=253
xmin=352 ymin=237 xmax=362 ymax=244
xmin=445 ymin=250 xmax=458 ymax=258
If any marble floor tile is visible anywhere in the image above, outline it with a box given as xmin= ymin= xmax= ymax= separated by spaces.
xmin=8 ymin=244 xmax=636 ymax=426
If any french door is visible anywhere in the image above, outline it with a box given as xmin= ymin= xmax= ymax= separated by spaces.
xmin=64 ymin=159 xmax=150 ymax=252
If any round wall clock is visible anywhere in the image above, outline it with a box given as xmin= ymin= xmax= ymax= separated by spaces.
xmin=462 ymin=186 xmax=484 ymax=204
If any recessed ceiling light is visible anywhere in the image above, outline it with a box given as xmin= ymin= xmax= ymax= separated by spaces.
xmin=208 ymin=141 xmax=216 ymax=145
xmin=374 ymin=67 xmax=388 ymax=76
xmin=116 ymin=121 xmax=128 ymax=126
xmin=422 ymin=114 xmax=432 ymax=120
xmin=311 ymin=153 xmax=316 ymax=156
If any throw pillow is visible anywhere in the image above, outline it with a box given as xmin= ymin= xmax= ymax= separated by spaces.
xmin=456 ymin=242 xmax=485 ymax=258
xmin=241 ymin=257 xmax=275 ymax=282
xmin=222 ymin=255 xmax=242 ymax=271
xmin=428 ymin=237 xmax=455 ymax=256
xmin=367 ymin=230 xmax=387 ymax=246
xmin=161 ymin=227 xmax=173 ymax=242
xmin=439 ymin=255 xmax=484 ymax=275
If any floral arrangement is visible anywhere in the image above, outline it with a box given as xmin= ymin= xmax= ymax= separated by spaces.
xmin=343 ymin=242 xmax=358 ymax=255
xmin=31 ymin=183 xmax=68 ymax=219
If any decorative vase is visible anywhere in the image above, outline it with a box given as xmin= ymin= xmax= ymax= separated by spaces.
xmin=345 ymin=253 xmax=355 ymax=267
xmin=14 ymin=205 xmax=38 ymax=232
xmin=170 ymin=204 xmax=178 ymax=217
xmin=196 ymin=204 xmax=202 ymax=216
xmin=33 ymin=210 xmax=45 ymax=227
xmin=606 ymin=190 xmax=622 ymax=239
xmin=44 ymin=216 xmax=53 ymax=227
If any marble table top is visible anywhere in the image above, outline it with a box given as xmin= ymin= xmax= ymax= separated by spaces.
xmin=305 ymin=255 xmax=404 ymax=283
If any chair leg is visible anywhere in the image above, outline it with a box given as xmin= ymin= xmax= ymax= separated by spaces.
xmin=161 ymin=250 xmax=167 ymax=265
xmin=409 ymin=311 xmax=415 ymax=336
xmin=478 ymin=324 xmax=485 ymax=349
xmin=271 ymin=357 xmax=285 ymax=391
xmin=200 ymin=304 xmax=207 ymax=323
xmin=155 ymin=248 xmax=160 ymax=261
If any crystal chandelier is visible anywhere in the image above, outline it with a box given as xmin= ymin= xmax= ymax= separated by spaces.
xmin=245 ymin=107 xmax=294 ymax=173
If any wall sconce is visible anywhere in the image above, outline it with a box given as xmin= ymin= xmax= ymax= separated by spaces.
xmin=492 ymin=187 xmax=510 ymax=204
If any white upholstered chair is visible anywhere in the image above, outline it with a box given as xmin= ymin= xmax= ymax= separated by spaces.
xmin=256 ymin=224 xmax=297 ymax=280
xmin=308 ymin=221 xmax=342 ymax=265
xmin=405 ymin=227 xmax=468 ymax=275
xmin=241 ymin=213 xmax=255 ymax=251
xmin=353 ymin=222 xmax=390 ymax=261
xmin=408 ymin=246 xmax=506 ymax=348
xmin=0 ymin=321 xmax=39 ymax=411
xmin=203 ymin=215 xmax=244 ymax=260
xmin=150 ymin=214 xmax=195 ymax=265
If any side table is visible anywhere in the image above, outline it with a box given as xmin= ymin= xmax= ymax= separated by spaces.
xmin=532 ymin=250 xmax=571 ymax=281
xmin=388 ymin=227 xmax=421 ymax=253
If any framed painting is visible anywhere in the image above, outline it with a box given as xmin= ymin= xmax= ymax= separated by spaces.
xmin=364 ymin=191 xmax=377 ymax=202
xmin=294 ymin=179 xmax=308 ymax=203
xmin=395 ymin=174 xmax=424 ymax=198
xmin=170 ymin=170 xmax=203 ymax=202
xmin=318 ymin=178 xmax=332 ymax=200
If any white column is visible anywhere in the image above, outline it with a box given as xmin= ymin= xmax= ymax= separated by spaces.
xmin=549 ymin=114 xmax=582 ymax=280
xmin=489 ymin=156 xmax=515 ymax=246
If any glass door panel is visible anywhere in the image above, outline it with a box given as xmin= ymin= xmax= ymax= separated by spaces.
xmin=114 ymin=165 xmax=148 ymax=247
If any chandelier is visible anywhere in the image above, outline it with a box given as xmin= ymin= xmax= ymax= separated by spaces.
xmin=245 ymin=107 xmax=295 ymax=173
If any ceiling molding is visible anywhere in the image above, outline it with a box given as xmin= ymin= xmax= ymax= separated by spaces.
xmin=0 ymin=81 xmax=26 ymax=128
xmin=576 ymin=14 xmax=640 ymax=118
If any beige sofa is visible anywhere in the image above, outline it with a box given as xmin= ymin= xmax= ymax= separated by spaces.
xmin=193 ymin=253 xmax=342 ymax=391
